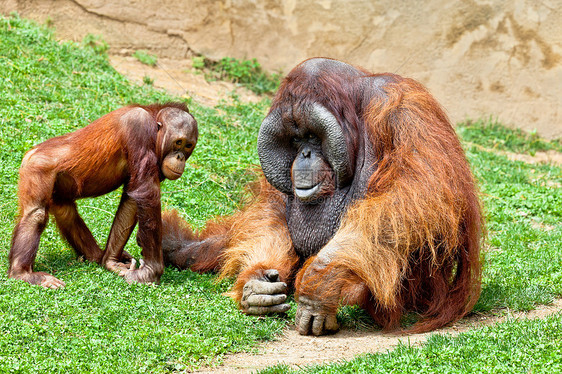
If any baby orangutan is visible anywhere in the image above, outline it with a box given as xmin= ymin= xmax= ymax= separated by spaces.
xmin=9 ymin=102 xmax=197 ymax=288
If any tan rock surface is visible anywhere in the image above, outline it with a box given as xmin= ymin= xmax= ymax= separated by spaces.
xmin=2 ymin=0 xmax=561 ymax=138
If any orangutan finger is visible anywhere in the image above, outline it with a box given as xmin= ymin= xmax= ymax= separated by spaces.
xmin=41 ymin=276 xmax=65 ymax=289
xmin=295 ymin=305 xmax=302 ymax=324
xmin=325 ymin=314 xmax=340 ymax=332
xmin=245 ymin=303 xmax=291 ymax=315
xmin=312 ymin=315 xmax=326 ymax=336
xmin=246 ymin=293 xmax=287 ymax=307
xmin=296 ymin=309 xmax=312 ymax=335
xmin=119 ymin=258 xmax=137 ymax=277
xmin=245 ymin=279 xmax=287 ymax=295
xmin=263 ymin=269 xmax=280 ymax=282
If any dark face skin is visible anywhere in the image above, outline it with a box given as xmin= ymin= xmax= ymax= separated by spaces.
xmin=258 ymin=104 xmax=358 ymax=257
xmin=285 ymin=124 xmax=353 ymax=257
xmin=285 ymin=128 xmax=348 ymax=257
xmin=290 ymin=133 xmax=335 ymax=203
xmin=157 ymin=108 xmax=198 ymax=181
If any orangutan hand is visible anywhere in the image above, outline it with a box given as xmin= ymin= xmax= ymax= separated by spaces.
xmin=294 ymin=252 xmax=341 ymax=336
xmin=295 ymin=295 xmax=340 ymax=336
xmin=240 ymin=269 xmax=290 ymax=315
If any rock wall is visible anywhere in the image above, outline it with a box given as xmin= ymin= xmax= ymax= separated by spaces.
xmin=2 ymin=0 xmax=561 ymax=138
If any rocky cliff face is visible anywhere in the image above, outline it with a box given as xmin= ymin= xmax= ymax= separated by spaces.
xmin=2 ymin=0 xmax=561 ymax=138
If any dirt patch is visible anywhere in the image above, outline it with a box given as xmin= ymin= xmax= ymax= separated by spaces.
xmin=109 ymin=56 xmax=261 ymax=107
xmin=465 ymin=142 xmax=562 ymax=167
xmin=505 ymin=150 xmax=562 ymax=166
xmin=200 ymin=299 xmax=562 ymax=373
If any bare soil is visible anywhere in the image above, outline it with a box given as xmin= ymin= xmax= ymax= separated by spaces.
xmin=505 ymin=150 xmax=562 ymax=166
xmin=109 ymin=56 xmax=562 ymax=373
xmin=194 ymin=300 xmax=562 ymax=373
xmin=109 ymin=56 xmax=261 ymax=107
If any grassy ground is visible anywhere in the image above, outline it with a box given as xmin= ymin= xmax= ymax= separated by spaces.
xmin=1 ymin=15 xmax=561 ymax=373
xmin=0 ymin=15 xmax=280 ymax=373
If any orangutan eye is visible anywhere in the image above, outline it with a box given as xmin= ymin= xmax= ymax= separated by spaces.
xmin=308 ymin=133 xmax=321 ymax=145
xmin=176 ymin=140 xmax=182 ymax=146
xmin=186 ymin=143 xmax=193 ymax=149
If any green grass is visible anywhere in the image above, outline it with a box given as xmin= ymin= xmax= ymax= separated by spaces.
xmin=1 ymin=14 xmax=561 ymax=373
xmin=192 ymin=55 xmax=281 ymax=95
xmin=457 ymin=118 xmax=562 ymax=154
xmin=470 ymin=148 xmax=562 ymax=312
xmin=81 ymin=34 xmax=109 ymax=55
xmin=133 ymin=49 xmax=158 ymax=67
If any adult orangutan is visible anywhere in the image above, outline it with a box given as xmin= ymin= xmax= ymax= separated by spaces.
xmin=9 ymin=103 xmax=198 ymax=288
xmin=162 ymin=58 xmax=483 ymax=335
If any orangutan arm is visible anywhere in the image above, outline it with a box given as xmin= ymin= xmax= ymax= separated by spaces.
xmin=220 ymin=185 xmax=299 ymax=315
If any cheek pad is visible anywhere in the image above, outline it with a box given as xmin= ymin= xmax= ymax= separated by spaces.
xmin=258 ymin=110 xmax=295 ymax=194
